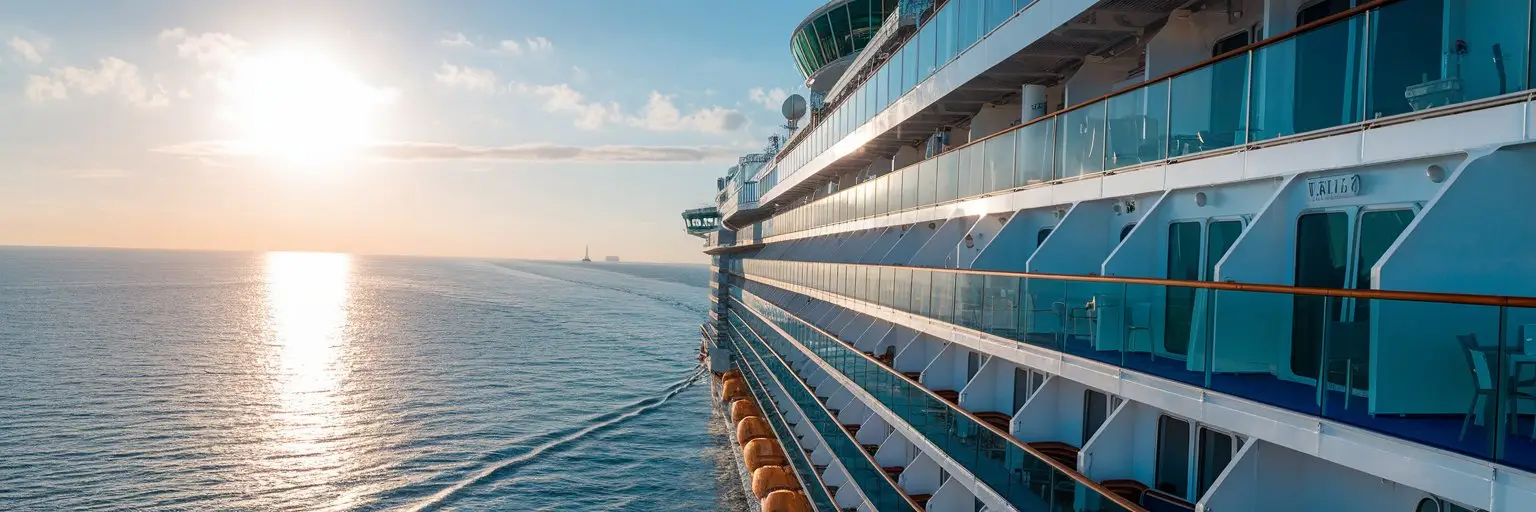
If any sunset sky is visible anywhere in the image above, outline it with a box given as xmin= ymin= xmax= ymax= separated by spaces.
xmin=0 ymin=0 xmax=816 ymax=263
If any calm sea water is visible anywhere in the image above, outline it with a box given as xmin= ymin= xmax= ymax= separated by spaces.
xmin=0 ymin=247 xmax=748 ymax=511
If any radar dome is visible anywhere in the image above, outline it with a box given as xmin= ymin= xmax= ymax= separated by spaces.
xmin=782 ymin=94 xmax=808 ymax=121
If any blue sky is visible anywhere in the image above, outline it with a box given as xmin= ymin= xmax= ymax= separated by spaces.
xmin=0 ymin=0 xmax=819 ymax=262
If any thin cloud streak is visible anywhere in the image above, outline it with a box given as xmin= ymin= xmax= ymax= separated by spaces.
xmin=153 ymin=140 xmax=747 ymax=163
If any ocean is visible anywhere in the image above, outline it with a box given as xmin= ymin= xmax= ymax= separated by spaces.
xmin=0 ymin=247 xmax=747 ymax=511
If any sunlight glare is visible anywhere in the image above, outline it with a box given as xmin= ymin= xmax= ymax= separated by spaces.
xmin=226 ymin=47 xmax=393 ymax=168
xmin=262 ymin=251 xmax=352 ymax=490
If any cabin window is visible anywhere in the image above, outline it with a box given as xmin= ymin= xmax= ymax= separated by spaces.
xmin=1037 ymin=227 xmax=1053 ymax=247
xmin=1196 ymin=427 xmax=1236 ymax=498
xmin=1155 ymin=415 xmax=1192 ymax=498
xmin=1082 ymin=389 xmax=1112 ymax=444
xmin=1119 ymin=223 xmax=1136 ymax=241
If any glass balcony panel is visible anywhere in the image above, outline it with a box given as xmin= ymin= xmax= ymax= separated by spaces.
xmin=902 ymin=165 xmax=920 ymax=210
xmin=1205 ymin=288 xmax=1323 ymax=419
xmin=919 ymin=22 xmax=938 ymax=80
xmin=937 ymin=150 xmax=960 ymax=202
xmin=956 ymin=0 xmax=983 ymax=52
xmin=984 ymin=133 xmax=1017 ymax=193
xmin=918 ymin=159 xmax=938 ymax=206
xmin=981 ymin=275 xmax=1021 ymax=338
xmin=895 ymin=268 xmax=913 ymax=312
xmin=911 ymin=270 xmax=932 ymax=316
xmin=956 ymin=273 xmax=986 ymax=330
xmin=1249 ymin=17 xmax=1357 ymax=142
xmin=1015 ymin=116 xmax=1057 ymax=186
xmin=933 ymin=271 xmax=957 ymax=324
xmin=984 ymin=0 xmax=1014 ymax=34
xmin=1367 ymin=0 xmax=1529 ymax=120
xmin=1112 ymin=282 xmax=1207 ymax=387
xmin=1500 ymin=305 xmax=1536 ymax=472
xmin=1020 ymin=277 xmax=1068 ymax=352
xmin=936 ymin=3 xmax=957 ymax=66
xmin=1105 ymin=79 xmax=1170 ymax=169
xmin=1317 ymin=297 xmax=1507 ymax=466
xmin=889 ymin=168 xmax=905 ymax=212
xmin=1169 ymin=51 xmax=1250 ymax=155
xmin=874 ymin=174 xmax=889 ymax=215
xmin=1056 ymin=100 xmax=1107 ymax=178
xmin=1056 ymin=280 xmax=1127 ymax=365
xmin=959 ymin=143 xmax=984 ymax=198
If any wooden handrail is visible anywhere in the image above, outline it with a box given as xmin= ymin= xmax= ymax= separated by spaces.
xmin=726 ymin=319 xmax=927 ymax=511
xmin=731 ymin=295 xmax=1149 ymax=512
xmin=730 ymin=260 xmax=1536 ymax=308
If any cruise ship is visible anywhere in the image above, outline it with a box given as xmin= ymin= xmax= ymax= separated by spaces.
xmin=685 ymin=0 xmax=1536 ymax=510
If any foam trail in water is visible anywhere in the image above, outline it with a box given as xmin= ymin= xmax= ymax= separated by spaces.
xmin=404 ymin=368 xmax=704 ymax=512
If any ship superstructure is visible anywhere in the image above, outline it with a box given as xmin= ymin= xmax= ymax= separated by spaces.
xmin=688 ymin=1 xmax=1536 ymax=510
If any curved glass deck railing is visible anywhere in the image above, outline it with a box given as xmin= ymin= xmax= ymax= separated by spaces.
xmin=736 ymin=259 xmax=1536 ymax=474
xmin=721 ymin=330 xmax=840 ymax=512
xmin=732 ymin=292 xmax=1141 ymax=512
xmin=772 ymin=0 xmax=1036 ymax=191
xmin=726 ymin=317 xmax=923 ymax=511
xmin=765 ymin=0 xmax=1535 ymax=237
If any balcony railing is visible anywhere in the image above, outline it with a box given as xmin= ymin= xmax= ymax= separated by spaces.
xmin=725 ymin=318 xmax=923 ymax=511
xmin=736 ymin=259 xmax=1536 ymax=474
xmin=764 ymin=0 xmax=1534 ymax=238
xmin=771 ymin=0 xmax=1030 ymax=195
xmin=732 ymin=294 xmax=1142 ymax=511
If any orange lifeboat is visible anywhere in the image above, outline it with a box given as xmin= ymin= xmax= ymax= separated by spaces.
xmin=751 ymin=465 xmax=802 ymax=498
xmin=720 ymin=380 xmax=749 ymax=403
xmin=730 ymin=399 xmax=762 ymax=423
xmin=736 ymin=416 xmax=774 ymax=445
xmin=760 ymin=489 xmax=812 ymax=512
xmin=742 ymin=438 xmax=788 ymax=472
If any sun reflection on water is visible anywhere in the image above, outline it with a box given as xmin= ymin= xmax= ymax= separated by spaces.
xmin=262 ymin=251 xmax=352 ymax=503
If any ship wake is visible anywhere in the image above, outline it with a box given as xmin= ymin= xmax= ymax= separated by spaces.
xmin=403 ymin=367 xmax=705 ymax=511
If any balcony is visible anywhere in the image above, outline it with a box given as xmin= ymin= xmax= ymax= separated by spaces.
xmin=733 ymin=291 xmax=1142 ymax=511
xmin=738 ymin=259 xmax=1536 ymax=476
xmin=763 ymin=0 xmax=1536 ymax=239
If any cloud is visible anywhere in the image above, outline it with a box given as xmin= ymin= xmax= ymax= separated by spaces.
xmin=631 ymin=92 xmax=747 ymax=133
xmin=158 ymin=28 xmax=248 ymax=68
xmin=438 ymin=32 xmax=474 ymax=48
xmin=152 ymin=140 xmax=745 ymax=163
xmin=8 ymin=36 xmax=45 ymax=63
xmin=748 ymin=87 xmax=789 ymax=111
xmin=524 ymin=36 xmax=552 ymax=52
xmin=513 ymin=82 xmax=622 ymax=130
xmin=25 ymin=57 xmax=169 ymax=108
xmin=512 ymin=83 xmax=746 ymax=133
xmin=570 ymin=65 xmax=588 ymax=83
xmin=496 ymin=36 xmax=552 ymax=56
xmin=434 ymin=64 xmax=497 ymax=92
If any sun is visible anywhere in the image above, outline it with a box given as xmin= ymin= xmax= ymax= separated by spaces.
xmin=224 ymin=46 xmax=394 ymax=167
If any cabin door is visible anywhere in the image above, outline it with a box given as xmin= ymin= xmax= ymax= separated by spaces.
xmin=1291 ymin=207 xmax=1415 ymax=393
